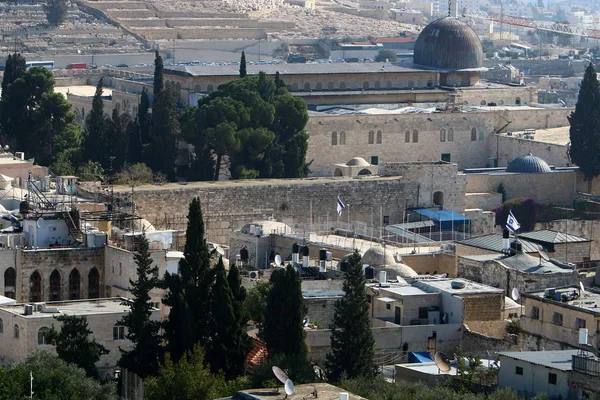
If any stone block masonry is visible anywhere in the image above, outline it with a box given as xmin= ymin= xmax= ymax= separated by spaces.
xmin=102 ymin=176 xmax=421 ymax=244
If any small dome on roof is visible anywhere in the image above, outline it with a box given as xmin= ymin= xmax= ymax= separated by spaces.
xmin=361 ymin=247 xmax=418 ymax=278
xmin=506 ymin=152 xmax=552 ymax=174
xmin=414 ymin=16 xmax=483 ymax=71
xmin=346 ymin=157 xmax=371 ymax=167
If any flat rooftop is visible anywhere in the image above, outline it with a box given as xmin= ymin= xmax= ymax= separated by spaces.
xmin=415 ymin=278 xmax=504 ymax=295
xmin=525 ymin=286 xmax=600 ymax=314
xmin=308 ymin=104 xmax=550 ymax=117
xmin=396 ymin=361 xmax=458 ymax=376
xmin=302 ymin=289 xmax=345 ymax=298
xmin=55 ymin=85 xmax=113 ymax=98
xmin=498 ymin=350 xmax=579 ymax=371
xmin=234 ymin=383 xmax=361 ymax=400
xmin=380 ymin=285 xmax=431 ymax=296
xmin=0 ymin=298 xmax=158 ymax=318
xmin=495 ymin=126 xmax=570 ymax=146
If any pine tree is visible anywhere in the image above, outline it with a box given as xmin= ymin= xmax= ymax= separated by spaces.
xmin=207 ymin=257 xmax=252 ymax=379
xmin=239 ymin=51 xmax=247 ymax=78
xmin=263 ymin=265 xmax=307 ymax=359
xmin=325 ymin=249 xmax=376 ymax=382
xmin=161 ymin=198 xmax=214 ymax=363
xmin=117 ymin=236 xmax=162 ymax=379
xmin=569 ymin=63 xmax=600 ymax=185
xmin=85 ymin=78 xmax=106 ymax=166
xmin=153 ymin=51 xmax=164 ymax=96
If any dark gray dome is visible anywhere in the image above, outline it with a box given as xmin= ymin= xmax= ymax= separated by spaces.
xmin=506 ymin=152 xmax=552 ymax=173
xmin=414 ymin=17 xmax=483 ymax=70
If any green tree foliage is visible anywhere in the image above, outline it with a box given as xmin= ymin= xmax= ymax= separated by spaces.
xmin=326 ymin=249 xmax=376 ymax=382
xmin=117 ymin=236 xmax=162 ymax=379
xmin=1 ymin=53 xmax=26 ymax=99
xmin=244 ymin=281 xmax=271 ymax=325
xmin=153 ymin=51 xmax=164 ymax=96
xmin=207 ymin=257 xmax=253 ymax=379
xmin=240 ymin=51 xmax=247 ymax=78
xmin=44 ymin=0 xmax=68 ymax=26
xmin=180 ymin=106 xmax=213 ymax=181
xmin=113 ymin=162 xmax=155 ymax=185
xmin=227 ymin=263 xmax=247 ymax=325
xmin=263 ymin=265 xmax=307 ymax=359
xmin=85 ymin=78 xmax=107 ymax=166
xmin=77 ymin=160 xmax=105 ymax=182
xmin=374 ymin=49 xmax=397 ymax=62
xmin=129 ymin=87 xmax=150 ymax=164
xmin=147 ymin=84 xmax=179 ymax=177
xmin=50 ymin=123 xmax=85 ymax=175
xmin=493 ymin=197 xmax=540 ymax=232
xmin=497 ymin=182 xmax=507 ymax=203
xmin=107 ymin=108 xmax=127 ymax=171
xmin=161 ymin=198 xmax=213 ymax=363
xmin=569 ymin=63 xmax=600 ymax=181
xmin=145 ymin=345 xmax=248 ymax=400
xmin=0 ymin=351 xmax=114 ymax=400
xmin=45 ymin=315 xmax=109 ymax=378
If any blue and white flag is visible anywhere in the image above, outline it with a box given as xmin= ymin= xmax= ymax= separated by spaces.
xmin=336 ymin=197 xmax=345 ymax=216
xmin=506 ymin=211 xmax=521 ymax=232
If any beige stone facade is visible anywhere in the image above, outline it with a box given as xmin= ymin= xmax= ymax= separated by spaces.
xmin=0 ymin=298 xmax=160 ymax=377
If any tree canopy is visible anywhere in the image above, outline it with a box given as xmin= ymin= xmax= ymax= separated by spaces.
xmin=44 ymin=0 xmax=68 ymax=26
xmin=375 ymin=49 xmax=397 ymax=62
xmin=493 ymin=197 xmax=540 ymax=232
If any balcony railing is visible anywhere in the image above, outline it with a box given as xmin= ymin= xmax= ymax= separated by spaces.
xmin=573 ymin=354 xmax=600 ymax=376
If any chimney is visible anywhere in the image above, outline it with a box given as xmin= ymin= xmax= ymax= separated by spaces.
xmin=302 ymin=246 xmax=310 ymax=267
xmin=292 ymin=242 xmax=300 ymax=264
xmin=503 ymin=228 xmax=510 ymax=251
xmin=319 ymin=249 xmax=327 ymax=272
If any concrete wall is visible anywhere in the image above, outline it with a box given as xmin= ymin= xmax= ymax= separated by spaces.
xmin=492 ymin=133 xmax=571 ymax=168
xmin=536 ymin=220 xmax=600 ymax=261
xmin=305 ymin=297 xmax=338 ymax=329
xmin=401 ymin=253 xmax=456 ymax=276
xmin=498 ymin=355 xmax=570 ymax=399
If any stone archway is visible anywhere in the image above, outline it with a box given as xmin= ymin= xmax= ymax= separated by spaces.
xmin=120 ymin=112 xmax=133 ymax=132
xmin=334 ymin=168 xmax=343 ymax=176
xmin=358 ymin=168 xmax=372 ymax=175
xmin=433 ymin=191 xmax=444 ymax=207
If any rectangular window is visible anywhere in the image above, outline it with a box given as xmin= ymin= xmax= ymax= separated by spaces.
xmin=531 ymin=306 xmax=540 ymax=320
xmin=113 ymin=326 xmax=125 ymax=340
xmin=576 ymin=318 xmax=587 ymax=330
xmin=405 ymin=131 xmax=410 ymax=143
xmin=371 ymin=156 xmax=379 ymax=165
xmin=515 ymin=366 xmax=523 ymax=376
xmin=412 ymin=130 xmax=419 ymax=143
xmin=366 ymin=294 xmax=372 ymax=304
xmin=386 ymin=303 xmax=391 ymax=310
xmin=383 ymin=216 xmax=390 ymax=225
xmin=441 ymin=153 xmax=451 ymax=162
xmin=552 ymin=312 xmax=563 ymax=326
xmin=548 ymin=373 xmax=557 ymax=385
xmin=418 ymin=307 xmax=428 ymax=319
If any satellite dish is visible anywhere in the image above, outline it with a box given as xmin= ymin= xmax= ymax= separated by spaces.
xmin=537 ymin=249 xmax=550 ymax=262
xmin=36 ymin=217 xmax=45 ymax=229
xmin=434 ymin=351 xmax=451 ymax=373
xmin=580 ymin=282 xmax=586 ymax=294
xmin=275 ymin=254 xmax=282 ymax=266
xmin=284 ymin=379 xmax=295 ymax=396
xmin=511 ymin=287 xmax=520 ymax=301
xmin=272 ymin=366 xmax=289 ymax=384
xmin=215 ymin=246 xmax=225 ymax=256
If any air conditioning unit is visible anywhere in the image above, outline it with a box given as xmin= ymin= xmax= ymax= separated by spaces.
xmin=249 ymin=271 xmax=260 ymax=280
xmin=34 ymin=302 xmax=45 ymax=312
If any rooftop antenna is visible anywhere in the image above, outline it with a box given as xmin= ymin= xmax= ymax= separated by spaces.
xmin=434 ymin=351 xmax=451 ymax=374
xmin=511 ymin=287 xmax=520 ymax=302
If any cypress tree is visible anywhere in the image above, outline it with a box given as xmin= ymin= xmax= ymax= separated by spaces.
xmin=109 ymin=108 xmax=127 ymax=171
xmin=263 ymin=265 xmax=307 ymax=359
xmin=161 ymin=197 xmax=214 ymax=363
xmin=207 ymin=257 xmax=252 ymax=379
xmin=117 ymin=236 xmax=162 ymax=379
xmin=84 ymin=78 xmax=106 ymax=167
xmin=153 ymin=51 xmax=164 ymax=96
xmin=239 ymin=51 xmax=247 ymax=78
xmin=227 ymin=263 xmax=247 ymax=324
xmin=569 ymin=63 xmax=600 ymax=186
xmin=147 ymin=85 xmax=179 ymax=176
xmin=325 ymin=249 xmax=376 ymax=382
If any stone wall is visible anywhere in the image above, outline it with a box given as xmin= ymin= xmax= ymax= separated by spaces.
xmin=461 ymin=294 xmax=503 ymax=321
xmin=493 ymin=133 xmax=570 ymax=168
xmin=465 ymin=192 xmax=502 ymax=211
xmin=305 ymin=297 xmax=338 ymax=329
xmin=130 ymin=27 xmax=268 ymax=40
xmin=97 ymin=176 xmax=420 ymax=244
xmin=463 ymin=209 xmax=496 ymax=236
xmin=401 ymin=253 xmax=456 ymax=276
xmin=536 ymin=220 xmax=600 ymax=261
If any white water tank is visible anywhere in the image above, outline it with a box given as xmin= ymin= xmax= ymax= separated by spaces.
xmin=579 ymin=328 xmax=589 ymax=345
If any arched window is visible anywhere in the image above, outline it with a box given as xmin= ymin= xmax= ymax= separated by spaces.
xmin=334 ymin=168 xmax=343 ymax=176
xmin=38 ymin=327 xmax=50 ymax=345
xmin=405 ymin=130 xmax=410 ymax=143
xmin=49 ymin=269 xmax=61 ymax=301
xmin=316 ymin=82 xmax=322 ymax=90
xmin=69 ymin=268 xmax=81 ymax=300
xmin=433 ymin=191 xmax=444 ymax=206
xmin=408 ymin=80 xmax=414 ymax=89
xmin=303 ymin=82 xmax=310 ymax=90
xmin=4 ymin=267 xmax=15 ymax=299
xmin=471 ymin=128 xmax=477 ymax=141
xmin=448 ymin=128 xmax=454 ymax=142
xmin=88 ymin=268 xmax=100 ymax=299
xmin=331 ymin=131 xmax=338 ymax=146
xmin=363 ymin=81 xmax=369 ymax=89
xmin=30 ymin=271 xmax=41 ymax=302
xmin=413 ymin=129 xmax=419 ymax=143
xmin=292 ymin=82 xmax=299 ymax=91
xmin=339 ymin=131 xmax=346 ymax=145
xmin=368 ymin=130 xmax=375 ymax=144
xmin=0 ymin=318 xmax=3 ymax=334
xmin=374 ymin=81 xmax=381 ymax=89
xmin=386 ymin=81 xmax=392 ymax=88
xmin=498 ymin=100 xmax=504 ymax=105
xmin=376 ymin=130 xmax=382 ymax=144
xmin=13 ymin=324 xmax=19 ymax=339
xmin=339 ymin=81 xmax=347 ymax=90
xmin=194 ymin=84 xmax=202 ymax=92
xmin=113 ymin=324 xmax=126 ymax=340
xmin=327 ymin=81 xmax=335 ymax=90
xmin=440 ymin=128 xmax=446 ymax=142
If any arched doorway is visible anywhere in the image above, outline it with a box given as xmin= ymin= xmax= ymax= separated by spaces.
xmin=358 ymin=169 xmax=372 ymax=175
xmin=334 ymin=168 xmax=343 ymax=176
xmin=49 ymin=269 xmax=61 ymax=301
xmin=30 ymin=271 xmax=42 ymax=302
xmin=4 ymin=267 xmax=15 ymax=299
xmin=69 ymin=268 xmax=81 ymax=300
xmin=433 ymin=191 xmax=444 ymax=207
xmin=88 ymin=268 xmax=100 ymax=299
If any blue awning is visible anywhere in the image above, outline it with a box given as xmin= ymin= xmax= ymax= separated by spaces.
xmin=412 ymin=209 xmax=470 ymax=229
xmin=408 ymin=351 xmax=434 ymax=363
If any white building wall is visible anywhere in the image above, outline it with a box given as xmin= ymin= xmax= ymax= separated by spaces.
xmin=498 ymin=355 xmax=570 ymax=399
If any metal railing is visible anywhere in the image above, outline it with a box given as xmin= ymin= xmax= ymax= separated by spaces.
xmin=572 ymin=354 xmax=600 ymax=376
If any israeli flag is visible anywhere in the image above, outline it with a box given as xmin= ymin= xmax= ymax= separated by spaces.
xmin=336 ymin=197 xmax=345 ymax=216
xmin=506 ymin=211 xmax=521 ymax=232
